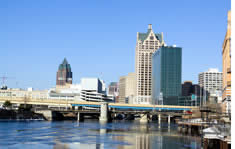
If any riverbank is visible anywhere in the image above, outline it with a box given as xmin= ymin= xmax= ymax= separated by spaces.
xmin=0 ymin=109 xmax=45 ymax=120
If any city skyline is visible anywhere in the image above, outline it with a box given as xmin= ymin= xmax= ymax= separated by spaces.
xmin=0 ymin=0 xmax=231 ymax=89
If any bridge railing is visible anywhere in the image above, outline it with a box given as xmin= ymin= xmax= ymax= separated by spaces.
xmin=0 ymin=95 xmax=199 ymax=112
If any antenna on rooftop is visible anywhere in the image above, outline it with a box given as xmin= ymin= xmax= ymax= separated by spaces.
xmin=0 ymin=75 xmax=15 ymax=89
xmin=0 ymin=75 xmax=8 ymax=86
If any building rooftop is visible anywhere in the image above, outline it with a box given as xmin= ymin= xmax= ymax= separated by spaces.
xmin=138 ymin=25 xmax=163 ymax=43
xmin=138 ymin=32 xmax=163 ymax=43
xmin=109 ymin=82 xmax=118 ymax=86
xmin=58 ymin=58 xmax=71 ymax=71
xmin=207 ymin=68 xmax=220 ymax=72
xmin=152 ymin=45 xmax=182 ymax=56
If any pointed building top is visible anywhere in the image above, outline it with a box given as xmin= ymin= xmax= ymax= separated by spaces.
xmin=59 ymin=58 xmax=71 ymax=70
xmin=62 ymin=58 xmax=68 ymax=64
xmin=138 ymin=24 xmax=163 ymax=43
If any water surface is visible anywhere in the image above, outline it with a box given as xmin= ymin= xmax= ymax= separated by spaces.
xmin=0 ymin=120 xmax=201 ymax=149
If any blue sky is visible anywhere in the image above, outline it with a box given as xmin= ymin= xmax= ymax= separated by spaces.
xmin=0 ymin=0 xmax=231 ymax=89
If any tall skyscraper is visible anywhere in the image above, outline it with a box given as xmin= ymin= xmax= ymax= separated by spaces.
xmin=56 ymin=58 xmax=73 ymax=86
xmin=198 ymin=68 xmax=223 ymax=94
xmin=222 ymin=10 xmax=231 ymax=114
xmin=135 ymin=24 xmax=165 ymax=104
xmin=152 ymin=46 xmax=182 ymax=105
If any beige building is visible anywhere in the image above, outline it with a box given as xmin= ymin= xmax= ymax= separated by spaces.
xmin=0 ymin=88 xmax=48 ymax=99
xmin=222 ymin=11 xmax=231 ymax=114
xmin=135 ymin=24 xmax=165 ymax=104
xmin=118 ymin=73 xmax=136 ymax=103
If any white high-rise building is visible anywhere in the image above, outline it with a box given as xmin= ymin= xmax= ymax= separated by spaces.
xmin=198 ymin=68 xmax=223 ymax=94
xmin=135 ymin=24 xmax=165 ymax=104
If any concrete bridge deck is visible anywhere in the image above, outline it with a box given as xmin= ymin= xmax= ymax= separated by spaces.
xmin=0 ymin=96 xmax=198 ymax=111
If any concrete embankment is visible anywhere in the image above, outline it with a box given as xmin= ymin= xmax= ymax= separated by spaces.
xmin=0 ymin=109 xmax=44 ymax=120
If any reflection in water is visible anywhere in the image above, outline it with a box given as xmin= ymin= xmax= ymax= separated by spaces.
xmin=137 ymin=134 xmax=150 ymax=149
xmin=0 ymin=121 xmax=201 ymax=149
xmin=53 ymin=142 xmax=70 ymax=149
xmin=112 ymin=122 xmax=200 ymax=149
xmin=54 ymin=142 xmax=102 ymax=149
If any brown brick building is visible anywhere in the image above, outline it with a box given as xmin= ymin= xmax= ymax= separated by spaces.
xmin=56 ymin=58 xmax=73 ymax=86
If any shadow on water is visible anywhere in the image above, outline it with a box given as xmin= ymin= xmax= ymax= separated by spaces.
xmin=0 ymin=120 xmax=201 ymax=149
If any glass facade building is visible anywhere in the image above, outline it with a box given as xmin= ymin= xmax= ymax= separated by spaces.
xmin=56 ymin=58 xmax=73 ymax=86
xmin=152 ymin=46 xmax=182 ymax=105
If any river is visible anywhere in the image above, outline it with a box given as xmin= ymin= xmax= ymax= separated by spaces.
xmin=0 ymin=120 xmax=201 ymax=149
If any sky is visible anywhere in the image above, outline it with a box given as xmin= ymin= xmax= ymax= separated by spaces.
xmin=0 ymin=0 xmax=231 ymax=90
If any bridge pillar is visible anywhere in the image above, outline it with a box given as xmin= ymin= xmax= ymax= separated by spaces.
xmin=77 ymin=112 xmax=84 ymax=122
xmin=140 ymin=114 xmax=148 ymax=123
xmin=188 ymin=126 xmax=192 ymax=134
xmin=168 ymin=115 xmax=171 ymax=124
xmin=158 ymin=114 xmax=161 ymax=124
xmin=35 ymin=110 xmax=52 ymax=121
xmin=99 ymin=102 xmax=109 ymax=123
xmin=177 ymin=125 xmax=182 ymax=132
xmin=182 ymin=126 xmax=187 ymax=134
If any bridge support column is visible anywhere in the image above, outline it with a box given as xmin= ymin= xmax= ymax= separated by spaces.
xmin=35 ymin=110 xmax=52 ymax=121
xmin=182 ymin=126 xmax=187 ymax=134
xmin=158 ymin=114 xmax=161 ymax=124
xmin=77 ymin=112 xmax=84 ymax=122
xmin=140 ymin=114 xmax=148 ymax=123
xmin=178 ymin=125 xmax=182 ymax=132
xmin=188 ymin=126 xmax=192 ymax=134
xmin=168 ymin=115 xmax=171 ymax=124
xmin=99 ymin=102 xmax=108 ymax=123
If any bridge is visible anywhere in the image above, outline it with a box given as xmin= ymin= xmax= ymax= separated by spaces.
xmin=0 ymin=96 xmax=197 ymax=110
xmin=0 ymin=96 xmax=198 ymax=123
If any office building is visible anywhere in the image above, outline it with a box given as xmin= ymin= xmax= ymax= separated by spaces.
xmin=81 ymin=78 xmax=102 ymax=93
xmin=179 ymin=81 xmax=205 ymax=106
xmin=182 ymin=81 xmax=193 ymax=96
xmin=152 ymin=46 xmax=182 ymax=105
xmin=51 ymin=78 xmax=113 ymax=103
xmin=208 ymin=90 xmax=222 ymax=104
xmin=100 ymin=79 xmax=107 ymax=94
xmin=192 ymin=84 xmax=201 ymax=96
xmin=108 ymin=82 xmax=119 ymax=96
xmin=79 ymin=78 xmax=113 ymax=102
xmin=56 ymin=58 xmax=73 ymax=87
xmin=222 ymin=11 xmax=231 ymax=114
xmin=182 ymin=81 xmax=201 ymax=96
xmin=198 ymin=68 xmax=223 ymax=94
xmin=118 ymin=73 xmax=136 ymax=104
xmin=135 ymin=24 xmax=165 ymax=104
